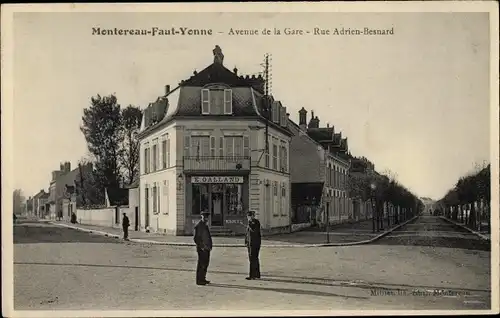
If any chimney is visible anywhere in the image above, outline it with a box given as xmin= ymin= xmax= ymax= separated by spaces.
xmin=327 ymin=123 xmax=329 ymax=128
xmin=60 ymin=163 xmax=64 ymax=171
xmin=298 ymin=107 xmax=307 ymax=131
xmin=65 ymin=162 xmax=71 ymax=173
xmin=233 ymin=67 xmax=238 ymax=75
xmin=165 ymin=85 xmax=170 ymax=95
xmin=213 ymin=45 xmax=224 ymax=65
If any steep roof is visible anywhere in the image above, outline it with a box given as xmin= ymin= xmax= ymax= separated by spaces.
xmin=106 ymin=187 xmax=129 ymax=206
xmin=288 ymin=118 xmax=349 ymax=165
xmin=138 ymin=48 xmax=292 ymax=139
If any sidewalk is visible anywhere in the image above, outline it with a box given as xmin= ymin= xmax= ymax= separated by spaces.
xmin=439 ymin=216 xmax=491 ymax=241
xmin=50 ymin=215 xmax=418 ymax=248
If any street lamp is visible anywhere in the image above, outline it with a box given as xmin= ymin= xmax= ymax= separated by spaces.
xmin=325 ymin=192 xmax=330 ymax=244
xmin=370 ymin=182 xmax=377 ymax=233
xmin=177 ymin=173 xmax=184 ymax=191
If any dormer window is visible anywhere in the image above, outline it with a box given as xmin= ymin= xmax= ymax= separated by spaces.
xmin=201 ymin=87 xmax=233 ymax=115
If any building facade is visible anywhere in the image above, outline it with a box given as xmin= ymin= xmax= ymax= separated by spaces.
xmin=32 ymin=189 xmax=50 ymax=218
xmin=137 ymin=46 xmax=292 ymax=236
xmin=288 ymin=108 xmax=352 ymax=226
xmin=47 ymin=162 xmax=90 ymax=221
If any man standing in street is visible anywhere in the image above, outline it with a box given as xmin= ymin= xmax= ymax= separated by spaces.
xmin=193 ymin=211 xmax=213 ymax=285
xmin=122 ymin=212 xmax=130 ymax=241
xmin=245 ymin=210 xmax=261 ymax=280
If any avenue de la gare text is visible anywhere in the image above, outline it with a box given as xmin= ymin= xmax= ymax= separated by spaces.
xmin=227 ymin=27 xmax=395 ymax=36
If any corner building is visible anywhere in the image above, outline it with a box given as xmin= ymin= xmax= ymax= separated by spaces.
xmin=137 ymin=46 xmax=292 ymax=236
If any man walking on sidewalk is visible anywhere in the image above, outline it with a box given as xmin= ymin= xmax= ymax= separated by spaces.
xmin=193 ymin=211 xmax=213 ymax=285
xmin=245 ymin=210 xmax=261 ymax=280
xmin=122 ymin=212 xmax=130 ymax=240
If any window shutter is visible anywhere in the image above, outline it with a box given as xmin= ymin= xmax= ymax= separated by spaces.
xmin=166 ymin=138 xmax=170 ymax=167
xmin=158 ymin=183 xmax=161 ymax=214
xmin=224 ymin=89 xmax=232 ymax=114
xmin=243 ymin=136 xmax=250 ymax=158
xmin=201 ymin=89 xmax=210 ymax=114
xmin=210 ymin=136 xmax=216 ymax=157
xmin=184 ymin=135 xmax=191 ymax=157
xmin=283 ymin=145 xmax=288 ymax=172
xmin=219 ymin=137 xmax=224 ymax=157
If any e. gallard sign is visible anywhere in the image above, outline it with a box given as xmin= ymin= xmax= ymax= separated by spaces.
xmin=191 ymin=176 xmax=244 ymax=184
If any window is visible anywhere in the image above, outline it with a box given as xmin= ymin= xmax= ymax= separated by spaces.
xmin=200 ymin=88 xmax=233 ymax=115
xmin=265 ymin=143 xmax=270 ymax=168
xmin=152 ymin=183 xmax=158 ymax=214
xmin=272 ymin=139 xmax=278 ymax=170
xmin=224 ymin=89 xmax=232 ymax=114
xmin=201 ymin=89 xmax=210 ymax=114
xmin=184 ymin=135 xmax=191 ymax=157
xmin=224 ymin=136 xmax=246 ymax=158
xmin=281 ymin=182 xmax=287 ymax=216
xmin=335 ymin=166 xmax=339 ymax=189
xmin=265 ymin=182 xmax=272 ymax=218
xmin=162 ymin=135 xmax=170 ymax=169
xmin=144 ymin=146 xmax=150 ymax=174
xmin=225 ymin=184 xmax=243 ymax=215
xmin=243 ymin=136 xmax=250 ymax=158
xmin=218 ymin=137 xmax=224 ymax=157
xmin=280 ymin=141 xmax=288 ymax=172
xmin=192 ymin=184 xmax=209 ymax=215
xmin=192 ymin=136 xmax=210 ymax=157
xmin=210 ymin=136 xmax=216 ymax=157
xmin=152 ymin=141 xmax=158 ymax=172
xmin=163 ymin=180 xmax=169 ymax=215
xmin=273 ymin=181 xmax=279 ymax=216
xmin=157 ymin=183 xmax=161 ymax=214
xmin=272 ymin=103 xmax=279 ymax=123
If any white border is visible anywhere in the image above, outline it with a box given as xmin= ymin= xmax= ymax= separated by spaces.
xmin=2 ymin=1 xmax=499 ymax=317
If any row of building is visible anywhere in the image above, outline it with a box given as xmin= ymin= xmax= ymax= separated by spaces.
xmin=134 ymin=46 xmax=377 ymax=236
xmin=27 ymin=45 xmax=378 ymax=236
xmin=27 ymin=162 xmax=93 ymax=221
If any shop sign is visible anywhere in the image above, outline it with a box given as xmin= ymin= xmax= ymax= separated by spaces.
xmin=225 ymin=219 xmax=244 ymax=225
xmin=191 ymin=176 xmax=244 ymax=184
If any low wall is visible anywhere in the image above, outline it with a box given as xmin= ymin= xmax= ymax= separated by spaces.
xmin=291 ymin=222 xmax=311 ymax=232
xmin=76 ymin=208 xmax=116 ymax=228
xmin=76 ymin=206 xmax=137 ymax=229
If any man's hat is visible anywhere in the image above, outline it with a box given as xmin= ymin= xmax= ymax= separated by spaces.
xmin=201 ymin=211 xmax=210 ymax=216
xmin=247 ymin=210 xmax=256 ymax=216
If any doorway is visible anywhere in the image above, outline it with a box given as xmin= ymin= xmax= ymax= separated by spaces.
xmin=115 ymin=206 xmax=120 ymax=224
xmin=145 ymin=188 xmax=150 ymax=229
xmin=135 ymin=207 xmax=139 ymax=231
xmin=210 ymin=184 xmax=224 ymax=226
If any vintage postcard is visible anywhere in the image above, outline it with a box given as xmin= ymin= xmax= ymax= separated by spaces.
xmin=2 ymin=1 xmax=499 ymax=317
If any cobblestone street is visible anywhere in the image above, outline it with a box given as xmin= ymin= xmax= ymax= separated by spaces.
xmin=13 ymin=217 xmax=491 ymax=311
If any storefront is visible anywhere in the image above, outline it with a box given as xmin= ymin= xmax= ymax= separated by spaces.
xmin=185 ymin=175 xmax=249 ymax=234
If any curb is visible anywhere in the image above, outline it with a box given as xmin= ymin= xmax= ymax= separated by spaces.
xmin=439 ymin=216 xmax=491 ymax=241
xmin=50 ymin=215 xmax=419 ymax=248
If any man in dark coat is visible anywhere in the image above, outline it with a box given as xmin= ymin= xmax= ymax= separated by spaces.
xmin=245 ymin=210 xmax=261 ymax=280
xmin=193 ymin=211 xmax=213 ymax=285
xmin=122 ymin=213 xmax=130 ymax=240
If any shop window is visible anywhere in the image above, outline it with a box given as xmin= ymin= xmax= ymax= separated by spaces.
xmin=225 ymin=184 xmax=243 ymax=216
xmin=192 ymin=184 xmax=209 ymax=215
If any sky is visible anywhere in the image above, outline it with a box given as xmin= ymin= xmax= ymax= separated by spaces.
xmin=11 ymin=11 xmax=491 ymax=201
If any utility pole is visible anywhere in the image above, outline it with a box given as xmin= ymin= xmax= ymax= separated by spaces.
xmin=256 ymin=53 xmax=272 ymax=166
xmin=326 ymin=197 xmax=330 ymax=243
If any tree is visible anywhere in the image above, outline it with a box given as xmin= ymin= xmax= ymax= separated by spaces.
xmin=75 ymin=157 xmax=105 ymax=207
xmin=119 ymin=105 xmax=143 ymax=186
xmin=13 ymin=189 xmax=25 ymax=215
xmin=80 ymin=94 xmax=123 ymax=190
xmin=347 ymin=173 xmax=372 ymax=202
